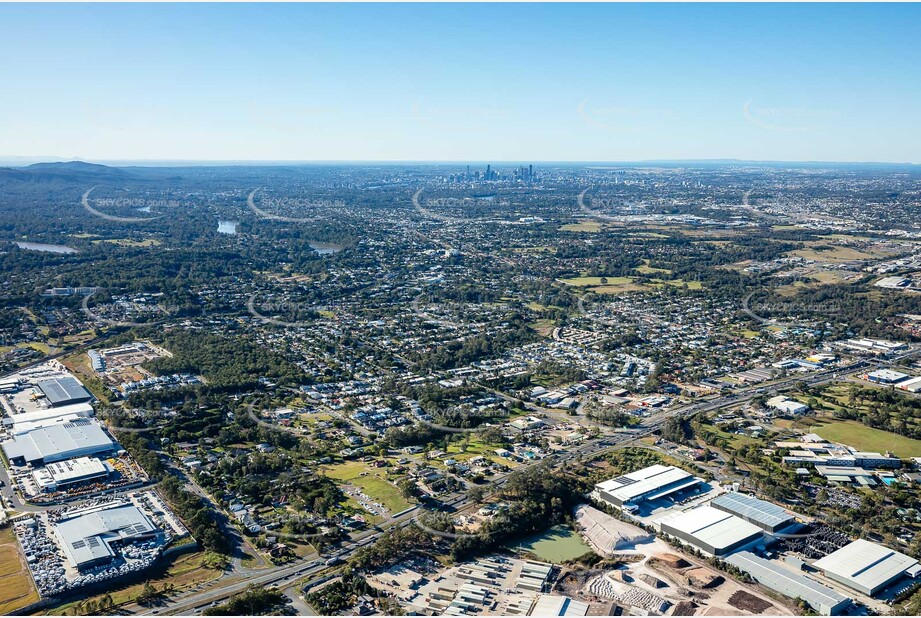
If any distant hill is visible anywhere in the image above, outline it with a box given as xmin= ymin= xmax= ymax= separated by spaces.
xmin=0 ymin=160 xmax=131 ymax=183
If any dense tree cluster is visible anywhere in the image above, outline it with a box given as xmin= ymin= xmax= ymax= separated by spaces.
xmin=203 ymin=586 xmax=287 ymax=616
xmin=305 ymin=573 xmax=378 ymax=615
xmin=144 ymin=330 xmax=306 ymax=390
xmin=158 ymin=476 xmax=232 ymax=554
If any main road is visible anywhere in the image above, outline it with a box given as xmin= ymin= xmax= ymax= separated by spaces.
xmin=134 ymin=348 xmax=917 ymax=616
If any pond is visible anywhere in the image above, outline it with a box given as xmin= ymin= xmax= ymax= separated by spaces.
xmin=14 ymin=241 xmax=77 ymax=254
xmin=309 ymin=241 xmax=343 ymax=254
xmin=507 ymin=525 xmax=591 ymax=563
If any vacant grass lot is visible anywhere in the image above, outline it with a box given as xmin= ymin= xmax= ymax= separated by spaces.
xmin=321 ymin=461 xmax=412 ymax=515
xmin=635 ymin=259 xmax=673 ymax=275
xmin=558 ymin=275 xmax=703 ymax=294
xmin=812 ymin=420 xmax=921 ymax=458
xmin=92 ymin=238 xmax=162 ymax=247
xmin=559 ymin=221 xmax=602 ymax=232
xmin=0 ymin=527 xmax=40 ymax=614
xmin=557 ymin=276 xmax=635 ymax=287
xmin=789 ymin=242 xmax=888 ymax=263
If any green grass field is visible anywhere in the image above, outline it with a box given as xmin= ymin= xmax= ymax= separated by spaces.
xmin=558 ymin=275 xmax=702 ymax=294
xmin=92 ymin=238 xmax=162 ymax=247
xmin=812 ymin=420 xmax=921 ymax=458
xmin=559 ymin=221 xmax=602 ymax=233
xmin=557 ymin=276 xmax=635 ymax=287
xmin=510 ymin=525 xmax=591 ymax=562
xmin=322 ymin=461 xmax=413 ymax=515
xmin=651 ymin=279 xmax=703 ymax=290
xmin=635 ymin=259 xmax=672 ymax=275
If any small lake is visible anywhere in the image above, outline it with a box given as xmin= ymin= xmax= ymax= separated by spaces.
xmin=217 ymin=220 xmax=238 ymax=235
xmin=508 ymin=525 xmax=591 ymax=563
xmin=309 ymin=241 xmax=343 ymax=255
xmin=15 ymin=241 xmax=77 ymax=254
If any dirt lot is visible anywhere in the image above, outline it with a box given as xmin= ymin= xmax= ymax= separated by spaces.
xmin=561 ymin=527 xmax=794 ymax=616
xmin=0 ymin=526 xmax=40 ymax=614
xmin=728 ymin=590 xmax=774 ymax=613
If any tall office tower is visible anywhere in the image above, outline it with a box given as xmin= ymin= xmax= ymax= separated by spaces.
xmin=486 ymin=164 xmax=492 ymax=181
xmin=529 ymin=164 xmax=533 ymax=181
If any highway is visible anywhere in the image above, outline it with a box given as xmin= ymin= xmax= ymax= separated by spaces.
xmin=80 ymin=347 xmax=921 ymax=615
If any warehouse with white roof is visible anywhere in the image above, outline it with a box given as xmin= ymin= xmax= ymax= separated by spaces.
xmin=594 ymin=464 xmax=704 ymax=509
xmin=725 ymin=551 xmax=851 ymax=615
xmin=710 ymin=492 xmax=796 ymax=533
xmin=528 ymin=595 xmax=589 ymax=616
xmin=53 ymin=503 xmax=161 ymax=571
xmin=812 ymin=539 xmax=918 ymax=596
xmin=32 ymin=456 xmax=111 ymax=492
xmin=2 ymin=403 xmax=96 ymax=435
xmin=1 ymin=418 xmax=117 ymax=466
xmin=657 ymin=505 xmax=763 ymax=557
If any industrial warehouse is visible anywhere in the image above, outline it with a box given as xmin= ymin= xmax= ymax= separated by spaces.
xmin=593 ymin=464 xmax=704 ymax=511
xmin=812 ymin=539 xmax=919 ymax=596
xmin=710 ymin=492 xmax=796 ymax=533
xmin=31 ymin=456 xmax=112 ymax=492
xmin=725 ymin=551 xmax=852 ymax=615
xmin=1 ymin=418 xmax=118 ymax=466
xmin=13 ymin=492 xmax=190 ymax=598
xmin=35 ymin=376 xmax=94 ymax=407
xmin=590 ymin=462 xmax=921 ymax=614
xmin=656 ymin=505 xmax=764 ymax=557
xmin=54 ymin=502 xmax=162 ymax=571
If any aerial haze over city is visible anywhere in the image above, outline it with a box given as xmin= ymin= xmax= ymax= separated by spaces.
xmin=1 ymin=3 xmax=921 ymax=618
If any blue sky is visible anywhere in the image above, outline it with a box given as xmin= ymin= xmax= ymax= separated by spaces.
xmin=1 ymin=3 xmax=919 ymax=163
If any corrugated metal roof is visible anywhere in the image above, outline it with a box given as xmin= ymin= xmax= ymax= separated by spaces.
xmin=55 ymin=503 xmax=158 ymax=568
xmin=813 ymin=539 xmax=918 ymax=593
xmin=37 ymin=377 xmax=92 ymax=405
xmin=1 ymin=419 xmax=115 ymax=463
xmin=726 ymin=551 xmax=849 ymax=611
xmin=711 ymin=492 xmax=794 ymax=529
xmin=659 ymin=505 xmax=762 ymax=550
xmin=530 ymin=595 xmax=589 ymax=617
xmin=596 ymin=464 xmax=697 ymax=503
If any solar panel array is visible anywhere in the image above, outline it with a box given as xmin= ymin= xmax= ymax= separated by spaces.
xmin=711 ymin=492 xmax=793 ymax=530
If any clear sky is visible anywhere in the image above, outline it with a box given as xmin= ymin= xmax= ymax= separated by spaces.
xmin=1 ymin=3 xmax=919 ymax=163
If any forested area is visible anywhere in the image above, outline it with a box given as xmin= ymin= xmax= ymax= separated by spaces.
xmin=141 ymin=330 xmax=307 ymax=390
